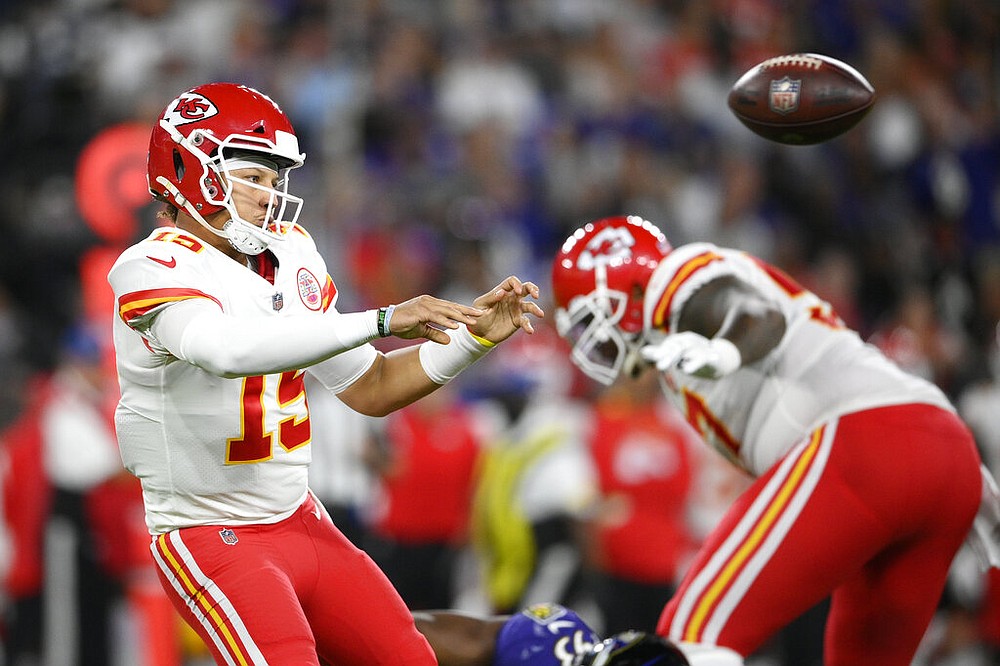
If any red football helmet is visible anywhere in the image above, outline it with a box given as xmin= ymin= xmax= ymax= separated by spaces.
xmin=551 ymin=215 xmax=671 ymax=385
xmin=147 ymin=82 xmax=306 ymax=254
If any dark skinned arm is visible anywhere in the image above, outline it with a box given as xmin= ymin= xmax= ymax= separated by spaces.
xmin=675 ymin=275 xmax=787 ymax=365
xmin=412 ymin=610 xmax=509 ymax=666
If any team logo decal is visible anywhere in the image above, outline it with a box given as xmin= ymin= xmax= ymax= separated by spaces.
xmin=769 ymin=76 xmax=801 ymax=114
xmin=219 ymin=528 xmax=238 ymax=545
xmin=272 ymin=292 xmax=284 ymax=311
xmin=163 ymin=92 xmax=219 ymax=126
xmin=524 ymin=602 xmax=566 ymax=623
xmin=297 ymin=268 xmax=322 ymax=310
xmin=578 ymin=227 xmax=635 ymax=270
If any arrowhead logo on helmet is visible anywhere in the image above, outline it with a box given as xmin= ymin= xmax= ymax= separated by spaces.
xmin=164 ymin=93 xmax=219 ymax=125
xmin=578 ymin=226 xmax=637 ymax=271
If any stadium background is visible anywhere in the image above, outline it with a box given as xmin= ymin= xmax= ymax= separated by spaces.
xmin=0 ymin=1 xmax=997 ymax=665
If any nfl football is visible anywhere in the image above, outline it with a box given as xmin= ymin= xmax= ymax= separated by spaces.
xmin=727 ymin=53 xmax=875 ymax=145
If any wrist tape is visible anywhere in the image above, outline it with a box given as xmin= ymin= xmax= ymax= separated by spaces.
xmin=419 ymin=325 xmax=495 ymax=384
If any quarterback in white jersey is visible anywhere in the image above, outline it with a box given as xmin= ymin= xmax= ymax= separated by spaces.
xmin=552 ymin=215 xmax=994 ymax=666
xmin=110 ymin=223 xmax=377 ymax=533
xmin=109 ymin=82 xmax=542 ymax=666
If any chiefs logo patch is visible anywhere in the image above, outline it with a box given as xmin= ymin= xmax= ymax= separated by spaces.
xmin=163 ymin=92 xmax=219 ymax=126
xmin=297 ymin=268 xmax=322 ymax=310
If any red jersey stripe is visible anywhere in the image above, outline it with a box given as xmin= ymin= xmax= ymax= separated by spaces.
xmin=118 ymin=288 xmax=223 ymax=323
xmin=651 ymin=251 xmax=724 ymax=330
xmin=321 ymin=275 xmax=337 ymax=312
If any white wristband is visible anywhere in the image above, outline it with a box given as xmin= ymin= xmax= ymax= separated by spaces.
xmin=418 ymin=325 xmax=495 ymax=384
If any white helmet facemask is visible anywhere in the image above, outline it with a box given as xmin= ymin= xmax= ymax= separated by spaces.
xmin=210 ymin=145 xmax=303 ymax=255
xmin=554 ymin=263 xmax=641 ymax=385
xmin=160 ymin=121 xmax=305 ymax=256
xmin=214 ymin=156 xmax=302 ymax=255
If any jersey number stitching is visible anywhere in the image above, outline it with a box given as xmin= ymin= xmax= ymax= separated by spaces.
xmin=682 ymin=389 xmax=748 ymax=472
xmin=226 ymin=371 xmax=311 ymax=464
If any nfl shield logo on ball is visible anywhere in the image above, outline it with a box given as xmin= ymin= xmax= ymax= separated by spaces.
xmin=769 ymin=77 xmax=801 ymax=114
xmin=219 ymin=528 xmax=239 ymax=545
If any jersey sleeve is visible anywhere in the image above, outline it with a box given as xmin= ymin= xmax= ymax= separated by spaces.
xmin=108 ymin=244 xmax=223 ymax=338
xmin=145 ymin=298 xmax=381 ymax=378
xmin=305 ymin=344 xmax=379 ymax=394
xmin=109 ymin=237 xmax=382 ymax=378
xmin=644 ymin=243 xmax=738 ymax=333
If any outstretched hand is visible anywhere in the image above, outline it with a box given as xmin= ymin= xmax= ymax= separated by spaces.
xmin=468 ymin=276 xmax=544 ymax=344
xmin=389 ymin=295 xmax=484 ymax=345
xmin=641 ymin=331 xmax=741 ymax=379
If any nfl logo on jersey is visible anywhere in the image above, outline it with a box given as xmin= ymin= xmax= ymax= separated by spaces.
xmin=272 ymin=292 xmax=284 ymax=311
xmin=219 ymin=528 xmax=239 ymax=545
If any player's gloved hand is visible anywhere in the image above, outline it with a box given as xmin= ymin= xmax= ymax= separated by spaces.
xmin=641 ymin=331 xmax=741 ymax=379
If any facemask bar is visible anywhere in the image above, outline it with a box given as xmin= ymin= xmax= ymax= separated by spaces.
xmin=216 ymin=157 xmax=303 ymax=251
xmin=555 ymin=266 xmax=633 ymax=385
xmin=158 ymin=118 xmax=304 ymax=255
xmin=208 ymin=135 xmax=303 ymax=255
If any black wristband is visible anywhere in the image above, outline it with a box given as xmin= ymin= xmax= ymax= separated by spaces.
xmin=377 ymin=305 xmax=397 ymax=337
xmin=377 ymin=307 xmax=390 ymax=337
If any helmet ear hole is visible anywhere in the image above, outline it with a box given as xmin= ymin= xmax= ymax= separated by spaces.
xmin=172 ymin=149 xmax=186 ymax=181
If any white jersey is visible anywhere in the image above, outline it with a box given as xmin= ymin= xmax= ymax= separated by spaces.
xmin=108 ymin=226 xmax=377 ymax=534
xmin=644 ymin=242 xmax=953 ymax=476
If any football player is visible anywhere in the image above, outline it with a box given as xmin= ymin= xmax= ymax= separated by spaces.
xmin=413 ymin=604 xmax=742 ymax=666
xmin=414 ymin=602 xmax=598 ymax=666
xmin=550 ymin=215 xmax=997 ymax=665
xmin=573 ymin=631 xmax=688 ymax=665
xmin=107 ymin=82 xmax=542 ymax=665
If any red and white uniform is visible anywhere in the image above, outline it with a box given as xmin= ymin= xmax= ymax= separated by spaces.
xmin=646 ymin=243 xmax=982 ymax=665
xmin=110 ymin=226 xmax=377 ymax=534
xmin=108 ymin=226 xmax=433 ymax=665
xmin=645 ymin=242 xmax=952 ymax=476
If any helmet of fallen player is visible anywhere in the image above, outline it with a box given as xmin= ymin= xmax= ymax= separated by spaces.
xmin=494 ymin=602 xmax=600 ymax=666
xmin=572 ymin=631 xmax=689 ymax=666
xmin=551 ymin=215 xmax=672 ymax=385
xmin=146 ymin=82 xmax=306 ymax=255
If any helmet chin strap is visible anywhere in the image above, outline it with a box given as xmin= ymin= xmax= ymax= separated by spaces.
xmin=154 ymin=176 xmax=272 ymax=256
xmin=221 ymin=217 xmax=270 ymax=255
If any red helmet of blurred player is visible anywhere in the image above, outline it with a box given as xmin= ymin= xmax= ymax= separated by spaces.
xmin=551 ymin=215 xmax=671 ymax=385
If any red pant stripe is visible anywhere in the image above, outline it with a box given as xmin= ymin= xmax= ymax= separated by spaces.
xmin=674 ymin=425 xmax=831 ymax=642
xmin=151 ymin=532 xmax=260 ymax=665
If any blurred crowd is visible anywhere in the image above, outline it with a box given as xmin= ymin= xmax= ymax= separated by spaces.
xmin=0 ymin=0 xmax=998 ymax=664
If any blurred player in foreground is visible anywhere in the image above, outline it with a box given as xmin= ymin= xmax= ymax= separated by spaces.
xmin=413 ymin=602 xmax=740 ymax=666
xmin=107 ymin=81 xmax=542 ymax=665
xmin=550 ymin=215 xmax=1000 ymax=666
